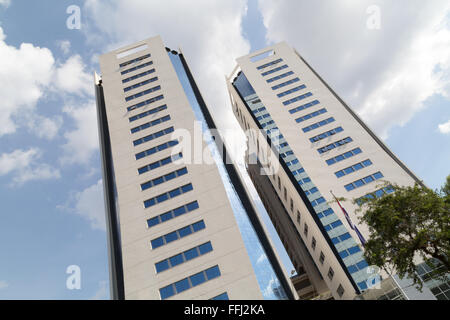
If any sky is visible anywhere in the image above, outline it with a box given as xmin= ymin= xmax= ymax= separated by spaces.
xmin=0 ymin=0 xmax=448 ymax=299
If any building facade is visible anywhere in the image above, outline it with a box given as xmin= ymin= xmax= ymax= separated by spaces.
xmin=95 ymin=36 xmax=296 ymax=300
xmin=226 ymin=42 xmax=423 ymax=300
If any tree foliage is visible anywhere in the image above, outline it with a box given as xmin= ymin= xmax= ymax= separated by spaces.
xmin=354 ymin=177 xmax=450 ymax=289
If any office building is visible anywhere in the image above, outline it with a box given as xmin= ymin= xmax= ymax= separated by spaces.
xmin=226 ymin=42 xmax=424 ymax=299
xmin=94 ymin=36 xmax=296 ymax=300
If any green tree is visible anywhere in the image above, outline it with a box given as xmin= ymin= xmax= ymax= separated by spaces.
xmin=354 ymin=177 xmax=450 ymax=289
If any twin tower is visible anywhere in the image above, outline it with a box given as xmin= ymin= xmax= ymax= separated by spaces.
xmin=94 ymin=36 xmax=420 ymax=300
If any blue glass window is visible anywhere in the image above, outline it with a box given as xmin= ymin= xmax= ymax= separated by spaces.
xmin=129 ymin=104 xmax=167 ymax=123
xmin=151 ymin=237 xmax=164 ymax=249
xmin=190 ymin=272 xmax=206 ymax=287
xmin=124 ymin=76 xmax=158 ymax=93
xmin=205 ymin=266 xmax=221 ymax=280
xmin=283 ymin=92 xmax=313 ymax=105
xmin=130 ymin=114 xmax=170 ymax=134
xmin=155 ymin=260 xmax=170 ymax=273
xmin=159 ymin=285 xmax=175 ymax=300
xmin=123 ymin=68 xmax=156 ymax=84
xmin=121 ymin=61 xmax=153 ymax=75
xmin=164 ymin=231 xmax=178 ymax=244
xmin=175 ymin=278 xmax=190 ymax=293
xmin=266 ymin=71 xmax=294 ymax=83
xmin=184 ymin=248 xmax=199 ymax=261
xmin=119 ymin=53 xmax=151 ymax=68
xmin=261 ymin=64 xmax=288 ymax=76
xmin=192 ymin=220 xmax=206 ymax=232
xmin=211 ymin=293 xmax=229 ymax=300
xmin=125 ymin=85 xmax=161 ymax=102
xmin=198 ymin=242 xmax=213 ymax=255
xmin=178 ymin=226 xmax=192 ymax=238
xmin=169 ymin=254 xmax=184 ymax=267
xmin=127 ymin=94 xmax=164 ymax=112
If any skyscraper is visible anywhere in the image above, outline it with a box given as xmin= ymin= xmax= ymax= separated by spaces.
xmin=94 ymin=36 xmax=296 ymax=300
xmin=226 ymin=42 xmax=423 ymax=300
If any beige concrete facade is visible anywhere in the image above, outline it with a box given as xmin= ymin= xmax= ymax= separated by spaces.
xmin=227 ymin=42 xmax=420 ymax=299
xmin=98 ymin=36 xmax=264 ymax=300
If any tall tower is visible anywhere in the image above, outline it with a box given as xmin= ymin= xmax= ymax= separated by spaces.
xmin=94 ymin=36 xmax=296 ymax=300
xmin=226 ymin=42 xmax=422 ymax=300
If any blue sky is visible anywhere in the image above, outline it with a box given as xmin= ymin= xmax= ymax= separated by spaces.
xmin=0 ymin=0 xmax=448 ymax=299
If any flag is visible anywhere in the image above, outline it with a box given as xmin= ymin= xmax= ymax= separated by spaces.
xmin=330 ymin=191 xmax=366 ymax=247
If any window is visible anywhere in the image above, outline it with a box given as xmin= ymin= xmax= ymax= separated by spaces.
xmin=129 ymin=104 xmax=167 ymax=123
xmin=328 ymin=267 xmax=334 ymax=280
xmin=155 ymin=241 xmax=213 ymax=273
xmin=121 ymin=61 xmax=153 ymax=75
xmin=138 ymin=153 xmax=182 ymax=175
xmin=159 ymin=265 xmax=221 ymax=300
xmin=296 ymin=108 xmax=327 ymax=124
xmin=296 ymin=211 xmax=301 ymax=224
xmin=130 ymin=114 xmax=170 ymax=134
xmin=257 ymin=58 xmax=283 ymax=70
xmin=290 ymin=198 xmax=294 ymax=212
xmin=278 ymin=176 xmax=281 ymax=190
xmin=210 ymin=292 xmax=229 ymax=300
xmin=355 ymin=185 xmax=395 ymax=205
xmin=304 ymin=223 xmax=308 ymax=237
xmin=151 ymin=220 xmax=206 ymax=249
xmin=311 ymin=237 xmax=316 ymax=250
xmin=283 ymin=92 xmax=313 ymax=106
xmin=141 ymin=167 xmax=188 ymax=191
xmin=344 ymin=172 xmax=384 ymax=191
xmin=135 ymin=140 xmax=179 ymax=160
xmin=133 ymin=126 xmax=174 ymax=146
xmin=317 ymin=137 xmax=353 ymax=154
xmin=119 ymin=53 xmax=151 ymax=68
xmin=261 ymin=64 xmax=288 ymax=77
xmin=144 ymin=183 xmax=193 ymax=208
xmin=309 ymin=127 xmax=344 ymax=143
xmin=277 ymin=84 xmax=307 ymax=98
xmin=334 ymin=159 xmax=373 ymax=178
xmin=324 ymin=220 xmax=343 ymax=231
xmin=319 ymin=252 xmax=325 ymax=265
xmin=266 ymin=71 xmax=294 ymax=83
xmin=337 ymin=285 xmax=345 ymax=297
xmin=317 ymin=208 xmax=334 ymax=219
xmin=122 ymin=68 xmax=156 ymax=83
xmin=127 ymin=94 xmax=164 ymax=112
xmin=302 ymin=117 xmax=335 ymax=132
xmin=125 ymin=85 xmax=161 ymax=102
xmin=289 ymin=99 xmax=320 ymax=115
xmin=271 ymin=77 xmax=300 ymax=90
xmin=284 ymin=187 xmax=287 ymax=201
xmin=124 ymin=76 xmax=158 ymax=92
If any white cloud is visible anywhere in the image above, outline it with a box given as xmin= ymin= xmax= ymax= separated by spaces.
xmin=73 ymin=180 xmax=105 ymax=231
xmin=60 ymin=101 xmax=99 ymax=165
xmin=438 ymin=119 xmax=450 ymax=134
xmin=0 ymin=0 xmax=10 ymax=8
xmin=0 ymin=27 xmax=55 ymax=136
xmin=0 ymin=148 xmax=60 ymax=186
xmin=91 ymin=280 xmax=108 ymax=300
xmin=257 ymin=0 xmax=450 ymax=139
xmin=57 ymin=40 xmax=71 ymax=55
xmin=54 ymin=54 xmax=93 ymax=97
xmin=256 ymin=253 xmax=268 ymax=265
xmin=0 ymin=280 xmax=8 ymax=289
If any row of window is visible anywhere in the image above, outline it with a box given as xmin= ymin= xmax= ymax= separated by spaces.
xmin=339 ymin=245 xmax=361 ymax=259
xmin=133 ymin=126 xmax=174 ymax=147
xmin=256 ymin=113 xmax=271 ymax=121
xmin=261 ymin=120 xmax=275 ymax=128
xmin=317 ymin=137 xmax=353 ymax=154
xmin=252 ymin=106 xmax=266 ymax=114
xmin=331 ymin=232 xmax=352 ymax=244
xmin=144 ymin=183 xmax=193 ymax=208
xmin=141 ymin=167 xmax=188 ymax=191
xmin=135 ymin=140 xmax=179 ymax=160
xmin=355 ymin=185 xmax=394 ymax=205
xmin=309 ymin=126 xmax=344 ymax=143
xmin=266 ymin=70 xmax=294 ymax=83
xmin=138 ymin=153 xmax=183 ymax=175
xmin=147 ymin=201 xmax=199 ymax=228
xmin=159 ymin=265 xmax=221 ymax=300
xmin=289 ymin=99 xmax=320 ymax=115
xmin=310 ymin=196 xmax=326 ymax=207
xmin=317 ymin=207 xmax=334 ymax=219
xmin=335 ymin=159 xmax=372 ymax=178
xmin=283 ymin=92 xmax=313 ymax=106
xmin=304 ymin=186 xmax=319 ymax=196
xmin=297 ymin=176 xmax=311 ymax=185
xmin=295 ymin=108 xmax=327 ymax=124
xmin=151 ymin=220 xmax=205 ymax=249
xmin=119 ymin=53 xmax=151 ymax=68
xmin=129 ymin=104 xmax=167 ymax=123
xmin=286 ymin=159 xmax=299 ymax=167
xmin=155 ymin=242 xmax=213 ymax=273
xmin=324 ymin=219 xmax=343 ymax=231
xmin=127 ymin=94 xmax=164 ymax=112
xmin=302 ymin=116 xmax=335 ymax=132
xmin=344 ymin=172 xmax=384 ymax=191
xmin=257 ymin=58 xmax=283 ymax=70
xmin=131 ymin=114 xmax=171 ymax=134
xmin=125 ymin=85 xmax=161 ymax=102
xmin=325 ymin=147 xmax=362 ymax=165
xmin=121 ymin=61 xmax=153 ymax=75
xmin=277 ymin=84 xmax=307 ymax=98
xmin=347 ymin=260 xmax=369 ymax=274
xmin=261 ymin=64 xmax=288 ymax=77
xmin=292 ymin=168 xmax=305 ymax=176
xmin=122 ymin=68 xmax=156 ymax=84
xmin=124 ymin=76 xmax=158 ymax=92
xmin=271 ymin=77 xmax=300 ymax=90
xmin=210 ymin=292 xmax=229 ymax=300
